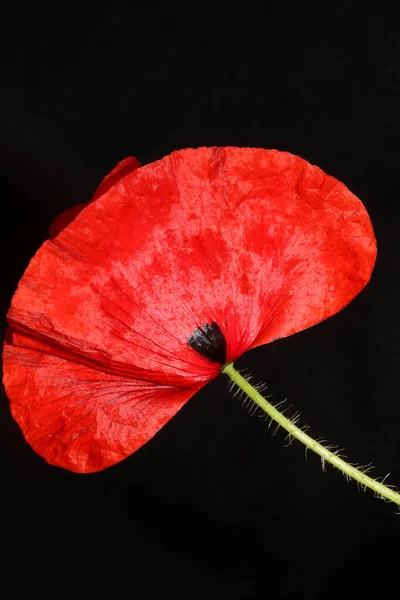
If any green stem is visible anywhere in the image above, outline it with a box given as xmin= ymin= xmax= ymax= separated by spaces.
xmin=222 ymin=362 xmax=400 ymax=508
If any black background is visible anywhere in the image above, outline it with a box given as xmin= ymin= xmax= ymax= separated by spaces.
xmin=1 ymin=5 xmax=400 ymax=599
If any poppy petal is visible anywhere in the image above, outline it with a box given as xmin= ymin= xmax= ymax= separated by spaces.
xmin=3 ymin=335 xmax=194 ymax=473
xmin=91 ymin=156 xmax=142 ymax=202
xmin=49 ymin=156 xmax=141 ymax=238
xmin=3 ymin=147 xmax=376 ymax=471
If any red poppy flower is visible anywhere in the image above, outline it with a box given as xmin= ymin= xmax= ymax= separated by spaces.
xmin=2 ymin=147 xmax=376 ymax=473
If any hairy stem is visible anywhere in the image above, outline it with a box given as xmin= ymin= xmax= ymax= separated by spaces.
xmin=222 ymin=362 xmax=400 ymax=508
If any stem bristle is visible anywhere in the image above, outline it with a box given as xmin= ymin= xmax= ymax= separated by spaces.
xmin=222 ymin=362 xmax=400 ymax=510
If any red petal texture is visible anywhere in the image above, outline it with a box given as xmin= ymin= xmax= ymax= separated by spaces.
xmin=4 ymin=329 xmax=193 ymax=472
xmin=3 ymin=147 xmax=377 ymax=473
xmin=48 ymin=156 xmax=141 ymax=238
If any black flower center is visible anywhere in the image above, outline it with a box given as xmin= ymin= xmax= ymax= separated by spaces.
xmin=187 ymin=321 xmax=227 ymax=365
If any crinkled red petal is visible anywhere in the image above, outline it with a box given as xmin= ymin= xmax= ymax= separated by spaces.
xmin=3 ymin=147 xmax=377 ymax=472
xmin=3 ymin=332 xmax=194 ymax=473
